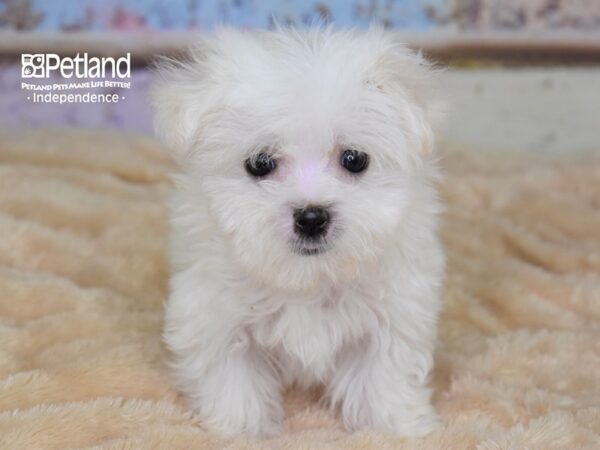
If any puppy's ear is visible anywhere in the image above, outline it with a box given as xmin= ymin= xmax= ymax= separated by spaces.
xmin=368 ymin=31 xmax=445 ymax=157
xmin=150 ymin=44 xmax=217 ymax=162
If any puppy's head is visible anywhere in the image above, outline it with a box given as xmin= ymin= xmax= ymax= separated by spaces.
xmin=152 ymin=28 xmax=442 ymax=291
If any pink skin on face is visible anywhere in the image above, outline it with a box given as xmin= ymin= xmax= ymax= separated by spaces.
xmin=294 ymin=154 xmax=324 ymax=200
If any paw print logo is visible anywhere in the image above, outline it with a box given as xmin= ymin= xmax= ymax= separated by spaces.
xmin=21 ymin=54 xmax=45 ymax=78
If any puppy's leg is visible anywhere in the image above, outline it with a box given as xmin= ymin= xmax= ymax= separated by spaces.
xmin=164 ymin=271 xmax=283 ymax=436
xmin=328 ymin=323 xmax=440 ymax=436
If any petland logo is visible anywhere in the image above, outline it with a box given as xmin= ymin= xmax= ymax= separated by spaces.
xmin=22 ymin=53 xmax=131 ymax=79
xmin=21 ymin=53 xmax=132 ymax=104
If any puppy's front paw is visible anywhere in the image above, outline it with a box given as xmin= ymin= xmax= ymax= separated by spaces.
xmin=340 ymin=384 xmax=441 ymax=437
xmin=347 ymin=402 xmax=440 ymax=437
xmin=195 ymin=389 xmax=283 ymax=437
xmin=388 ymin=405 xmax=441 ymax=437
xmin=179 ymin=352 xmax=284 ymax=437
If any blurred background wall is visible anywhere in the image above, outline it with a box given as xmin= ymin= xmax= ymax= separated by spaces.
xmin=2 ymin=0 xmax=600 ymax=32
xmin=1 ymin=0 xmax=599 ymax=153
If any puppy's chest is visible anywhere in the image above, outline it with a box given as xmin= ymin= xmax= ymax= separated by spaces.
xmin=250 ymin=292 xmax=377 ymax=381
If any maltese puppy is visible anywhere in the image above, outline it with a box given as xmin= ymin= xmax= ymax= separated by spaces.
xmin=152 ymin=27 xmax=445 ymax=438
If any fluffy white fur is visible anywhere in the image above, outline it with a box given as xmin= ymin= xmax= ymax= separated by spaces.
xmin=152 ymin=27 xmax=445 ymax=438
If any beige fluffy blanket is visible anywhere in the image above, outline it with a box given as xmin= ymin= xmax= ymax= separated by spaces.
xmin=0 ymin=129 xmax=598 ymax=449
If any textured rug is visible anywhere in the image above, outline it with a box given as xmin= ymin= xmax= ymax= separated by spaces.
xmin=0 ymin=129 xmax=598 ymax=449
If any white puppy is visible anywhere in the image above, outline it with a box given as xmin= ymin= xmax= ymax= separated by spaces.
xmin=152 ymin=27 xmax=445 ymax=438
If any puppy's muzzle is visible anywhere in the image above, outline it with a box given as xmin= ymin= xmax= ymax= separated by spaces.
xmin=293 ymin=206 xmax=330 ymax=240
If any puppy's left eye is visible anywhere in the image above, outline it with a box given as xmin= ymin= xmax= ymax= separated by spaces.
xmin=245 ymin=153 xmax=277 ymax=177
xmin=340 ymin=149 xmax=369 ymax=174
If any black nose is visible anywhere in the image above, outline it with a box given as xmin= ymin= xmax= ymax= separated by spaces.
xmin=294 ymin=206 xmax=330 ymax=239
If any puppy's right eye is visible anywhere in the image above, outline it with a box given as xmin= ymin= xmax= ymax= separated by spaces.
xmin=245 ymin=153 xmax=277 ymax=177
xmin=340 ymin=149 xmax=369 ymax=174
